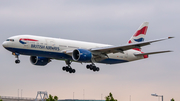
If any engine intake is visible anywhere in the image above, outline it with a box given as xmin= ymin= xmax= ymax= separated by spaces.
xmin=30 ymin=56 xmax=50 ymax=66
xmin=72 ymin=49 xmax=92 ymax=62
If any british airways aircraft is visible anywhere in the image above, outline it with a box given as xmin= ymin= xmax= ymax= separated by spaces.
xmin=2 ymin=22 xmax=173 ymax=73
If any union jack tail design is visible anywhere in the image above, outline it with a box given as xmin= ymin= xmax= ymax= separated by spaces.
xmin=128 ymin=22 xmax=149 ymax=58
xmin=128 ymin=22 xmax=149 ymax=44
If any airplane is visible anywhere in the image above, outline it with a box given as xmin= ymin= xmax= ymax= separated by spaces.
xmin=2 ymin=22 xmax=173 ymax=73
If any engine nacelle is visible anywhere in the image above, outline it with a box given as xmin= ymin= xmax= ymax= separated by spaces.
xmin=30 ymin=56 xmax=50 ymax=66
xmin=72 ymin=49 xmax=92 ymax=62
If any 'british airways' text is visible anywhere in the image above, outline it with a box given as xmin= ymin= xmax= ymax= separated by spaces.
xmin=31 ymin=44 xmax=60 ymax=51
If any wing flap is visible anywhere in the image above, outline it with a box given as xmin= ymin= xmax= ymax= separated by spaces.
xmin=134 ymin=50 xmax=172 ymax=56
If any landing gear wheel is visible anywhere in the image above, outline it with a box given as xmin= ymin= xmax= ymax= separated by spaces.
xmin=15 ymin=60 xmax=20 ymax=64
xmin=93 ymin=66 xmax=97 ymax=72
xmin=62 ymin=67 xmax=66 ymax=71
xmin=69 ymin=69 xmax=73 ymax=73
xmin=90 ymin=65 xmax=93 ymax=70
xmin=72 ymin=69 xmax=76 ymax=73
xmin=86 ymin=65 xmax=90 ymax=69
xmin=65 ymin=66 xmax=70 ymax=72
xmin=96 ymin=67 xmax=100 ymax=71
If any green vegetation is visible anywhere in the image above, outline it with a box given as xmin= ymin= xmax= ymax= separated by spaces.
xmin=171 ymin=98 xmax=175 ymax=101
xmin=105 ymin=92 xmax=117 ymax=101
xmin=0 ymin=96 xmax=2 ymax=101
xmin=46 ymin=94 xmax=58 ymax=101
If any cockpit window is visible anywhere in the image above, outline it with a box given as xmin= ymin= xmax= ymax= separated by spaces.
xmin=6 ymin=39 xmax=14 ymax=41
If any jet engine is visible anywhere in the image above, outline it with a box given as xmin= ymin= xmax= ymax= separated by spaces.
xmin=30 ymin=56 xmax=50 ymax=66
xmin=72 ymin=49 xmax=92 ymax=62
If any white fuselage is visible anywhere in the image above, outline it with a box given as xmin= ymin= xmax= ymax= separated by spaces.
xmin=2 ymin=35 xmax=144 ymax=64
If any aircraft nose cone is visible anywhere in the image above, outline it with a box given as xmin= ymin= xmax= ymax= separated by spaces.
xmin=2 ymin=41 xmax=8 ymax=47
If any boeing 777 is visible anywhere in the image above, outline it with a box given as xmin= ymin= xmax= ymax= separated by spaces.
xmin=2 ymin=22 xmax=173 ymax=73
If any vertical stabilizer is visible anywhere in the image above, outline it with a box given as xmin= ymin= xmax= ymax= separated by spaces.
xmin=128 ymin=22 xmax=149 ymax=44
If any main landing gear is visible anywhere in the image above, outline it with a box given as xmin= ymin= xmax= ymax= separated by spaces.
xmin=13 ymin=53 xmax=20 ymax=64
xmin=62 ymin=60 xmax=76 ymax=73
xmin=86 ymin=64 xmax=100 ymax=72
xmin=62 ymin=60 xmax=100 ymax=73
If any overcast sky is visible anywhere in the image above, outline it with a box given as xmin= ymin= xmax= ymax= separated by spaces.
xmin=0 ymin=0 xmax=179 ymax=101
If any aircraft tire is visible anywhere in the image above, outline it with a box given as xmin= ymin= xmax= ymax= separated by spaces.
xmin=15 ymin=60 xmax=20 ymax=64
xmin=72 ymin=69 xmax=76 ymax=73
xmin=93 ymin=66 xmax=97 ymax=72
xmin=96 ymin=67 xmax=100 ymax=71
xmin=62 ymin=67 xmax=66 ymax=71
xmin=65 ymin=66 xmax=70 ymax=72
xmin=69 ymin=70 xmax=73 ymax=73
xmin=90 ymin=66 xmax=93 ymax=70
xmin=86 ymin=65 xmax=90 ymax=69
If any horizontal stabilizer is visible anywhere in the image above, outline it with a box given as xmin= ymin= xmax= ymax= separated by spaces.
xmin=134 ymin=50 xmax=172 ymax=56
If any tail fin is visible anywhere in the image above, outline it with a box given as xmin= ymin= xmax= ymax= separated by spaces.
xmin=128 ymin=22 xmax=149 ymax=44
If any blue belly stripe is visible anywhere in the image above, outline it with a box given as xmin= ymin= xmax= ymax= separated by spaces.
xmin=5 ymin=47 xmax=72 ymax=60
xmin=5 ymin=47 xmax=128 ymax=64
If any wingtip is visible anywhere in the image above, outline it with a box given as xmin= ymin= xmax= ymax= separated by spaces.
xmin=168 ymin=36 xmax=174 ymax=39
xmin=168 ymin=50 xmax=173 ymax=52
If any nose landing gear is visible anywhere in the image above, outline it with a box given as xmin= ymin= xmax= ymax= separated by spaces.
xmin=13 ymin=53 xmax=20 ymax=64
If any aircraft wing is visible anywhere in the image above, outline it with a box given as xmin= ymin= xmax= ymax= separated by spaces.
xmin=90 ymin=37 xmax=173 ymax=54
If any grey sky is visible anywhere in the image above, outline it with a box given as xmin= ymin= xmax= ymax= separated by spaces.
xmin=0 ymin=0 xmax=179 ymax=101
